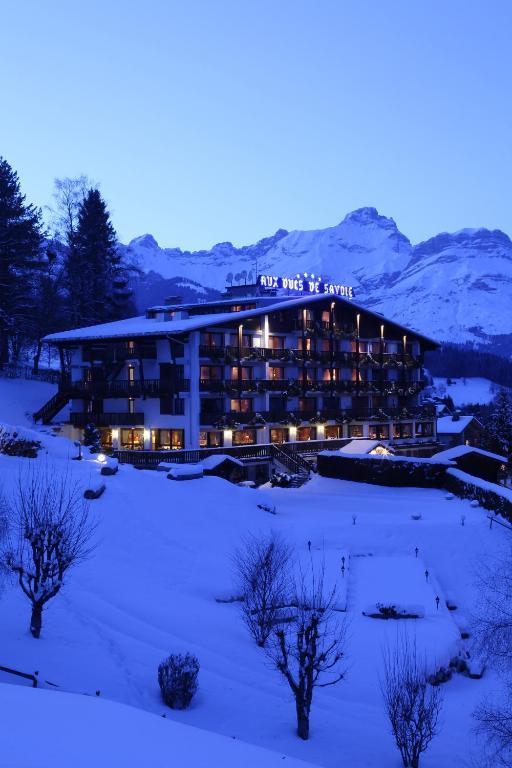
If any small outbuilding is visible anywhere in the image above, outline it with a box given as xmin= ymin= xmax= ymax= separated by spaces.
xmin=436 ymin=414 xmax=484 ymax=448
xmin=434 ymin=445 xmax=508 ymax=484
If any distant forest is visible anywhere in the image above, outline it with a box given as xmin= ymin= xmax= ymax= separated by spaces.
xmin=425 ymin=344 xmax=512 ymax=388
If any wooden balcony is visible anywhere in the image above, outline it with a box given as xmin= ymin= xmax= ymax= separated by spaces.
xmin=82 ymin=342 xmax=157 ymax=363
xmin=70 ymin=412 xmax=145 ymax=427
xmin=63 ymin=378 xmax=190 ymax=397
xmin=199 ymin=404 xmax=436 ymax=427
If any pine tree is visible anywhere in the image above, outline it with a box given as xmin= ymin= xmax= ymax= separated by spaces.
xmin=0 ymin=157 xmax=43 ymax=364
xmin=83 ymin=422 xmax=101 ymax=453
xmin=484 ymin=389 xmax=512 ymax=459
xmin=64 ymin=188 xmax=134 ymax=327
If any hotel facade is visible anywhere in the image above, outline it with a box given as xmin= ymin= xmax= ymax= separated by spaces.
xmin=38 ymin=287 xmax=438 ymax=458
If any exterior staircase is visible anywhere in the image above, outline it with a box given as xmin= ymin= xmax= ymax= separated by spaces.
xmin=270 ymin=442 xmax=314 ymax=487
xmin=33 ymin=391 xmax=70 ymax=425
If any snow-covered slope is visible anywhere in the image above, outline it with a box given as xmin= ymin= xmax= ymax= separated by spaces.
xmin=0 ymin=377 xmax=504 ymax=767
xmin=124 ymin=209 xmax=512 ymax=349
xmin=0 ymin=684 xmax=315 ymax=768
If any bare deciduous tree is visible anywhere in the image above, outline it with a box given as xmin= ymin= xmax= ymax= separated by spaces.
xmin=473 ymin=546 xmax=512 ymax=766
xmin=381 ymin=633 xmax=442 ymax=768
xmin=233 ymin=532 xmax=292 ymax=647
xmin=266 ymin=563 xmax=346 ymax=740
xmin=5 ymin=467 xmax=96 ymax=638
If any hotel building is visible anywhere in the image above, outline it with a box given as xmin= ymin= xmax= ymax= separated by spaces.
xmin=38 ymin=287 xmax=438 ymax=462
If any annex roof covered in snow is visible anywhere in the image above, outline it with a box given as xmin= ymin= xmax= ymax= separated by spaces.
xmin=436 ymin=415 xmax=478 ymax=434
xmin=43 ymin=293 xmax=439 ymax=347
xmin=337 ymin=439 xmax=393 ymax=455
xmin=434 ymin=444 xmax=507 ymax=463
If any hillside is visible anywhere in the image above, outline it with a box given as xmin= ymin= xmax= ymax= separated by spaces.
xmin=0 ymin=378 xmax=505 ymax=767
xmin=123 ymin=208 xmax=512 ymax=352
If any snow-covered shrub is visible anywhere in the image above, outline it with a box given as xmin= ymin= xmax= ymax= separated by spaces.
xmin=445 ymin=469 xmax=512 ymax=521
xmin=158 ymin=653 xmax=199 ymax=710
xmin=0 ymin=427 xmax=40 ymax=458
xmin=270 ymin=471 xmax=295 ymax=488
xmin=317 ymin=454 xmax=448 ymax=488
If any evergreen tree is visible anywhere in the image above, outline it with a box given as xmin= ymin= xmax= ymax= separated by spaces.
xmin=0 ymin=157 xmax=43 ymax=365
xmin=483 ymin=389 xmax=512 ymax=459
xmin=83 ymin=422 xmax=101 ymax=453
xmin=65 ymin=188 xmax=133 ymax=327
xmin=31 ymin=243 xmax=67 ymax=372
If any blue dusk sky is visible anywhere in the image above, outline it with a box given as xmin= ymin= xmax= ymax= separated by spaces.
xmin=1 ymin=0 xmax=510 ymax=250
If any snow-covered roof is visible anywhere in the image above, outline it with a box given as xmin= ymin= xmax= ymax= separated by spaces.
xmin=434 ymin=445 xmax=507 ymax=463
xmin=338 ymin=439 xmax=390 ymax=454
xmin=436 ymin=415 xmax=477 ymax=434
xmin=43 ymin=292 xmax=439 ymax=346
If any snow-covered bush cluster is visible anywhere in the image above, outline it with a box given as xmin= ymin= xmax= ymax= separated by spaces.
xmin=0 ymin=427 xmax=40 ymax=458
xmin=317 ymin=453 xmax=448 ymax=488
xmin=270 ymin=471 xmax=295 ymax=488
xmin=446 ymin=468 xmax=512 ymax=521
xmin=158 ymin=653 xmax=199 ymax=710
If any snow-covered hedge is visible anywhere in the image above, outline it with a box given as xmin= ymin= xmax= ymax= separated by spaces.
xmin=445 ymin=468 xmax=512 ymax=521
xmin=317 ymin=452 xmax=449 ymax=488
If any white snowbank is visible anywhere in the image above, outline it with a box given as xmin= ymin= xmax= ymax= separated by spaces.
xmin=0 ymin=684 xmax=314 ymax=768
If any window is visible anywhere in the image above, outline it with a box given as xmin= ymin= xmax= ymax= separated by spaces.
xmin=201 ymin=398 xmax=224 ymax=414
xmin=269 ymin=366 xmax=284 ymax=381
xmin=230 ymin=398 xmax=253 ymax=413
xmin=323 ymin=368 xmax=339 ymax=381
xmin=201 ymin=366 xmax=222 ymax=380
xmin=232 ymin=429 xmax=256 ymax=445
xmin=325 ymin=425 xmax=342 ymax=439
xmin=416 ymin=421 xmax=434 ymax=437
xmin=321 ymin=339 xmax=330 ymax=352
xmin=369 ymin=424 xmax=390 ymax=440
xmin=323 ymin=396 xmax=339 ymax=410
xmin=298 ymin=397 xmax=316 ymax=413
xmin=199 ymin=431 xmax=224 ymax=448
xmin=160 ymin=397 xmax=185 ymax=415
xmin=99 ymin=428 xmax=113 ymax=449
xmin=229 ymin=333 xmax=252 ymax=348
xmin=153 ymin=429 xmax=184 ymax=450
xmin=268 ymin=335 xmax=285 ymax=350
xmin=270 ymin=428 xmax=289 ymax=444
xmin=297 ymin=426 xmax=317 ymax=441
xmin=297 ymin=336 xmax=312 ymax=351
xmin=349 ymin=424 xmax=364 ymax=438
xmin=393 ymin=422 xmax=412 ymax=439
xmin=201 ymin=332 xmax=223 ymax=347
xmin=269 ymin=396 xmax=284 ymax=415
xmin=230 ymin=366 xmax=252 ymax=381
xmin=120 ymin=429 xmax=144 ymax=450
xmin=322 ymin=310 xmax=330 ymax=323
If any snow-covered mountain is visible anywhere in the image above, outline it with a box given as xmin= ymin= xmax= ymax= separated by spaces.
xmin=123 ymin=208 xmax=512 ymax=350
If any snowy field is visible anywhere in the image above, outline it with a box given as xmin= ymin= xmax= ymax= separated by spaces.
xmin=432 ymin=376 xmax=500 ymax=406
xmin=0 ymin=379 xmax=507 ymax=767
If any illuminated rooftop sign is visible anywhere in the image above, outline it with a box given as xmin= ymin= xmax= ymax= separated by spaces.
xmin=258 ymin=272 xmax=354 ymax=298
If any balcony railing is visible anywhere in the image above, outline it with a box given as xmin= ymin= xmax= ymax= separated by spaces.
xmin=70 ymin=412 xmax=145 ymax=427
xmin=198 ymin=378 xmax=422 ymax=396
xmin=198 ymin=345 xmax=422 ymax=368
xmin=63 ymin=378 xmax=190 ymax=397
xmin=82 ymin=342 xmax=157 ymax=363
xmin=199 ymin=404 xmax=436 ymax=426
